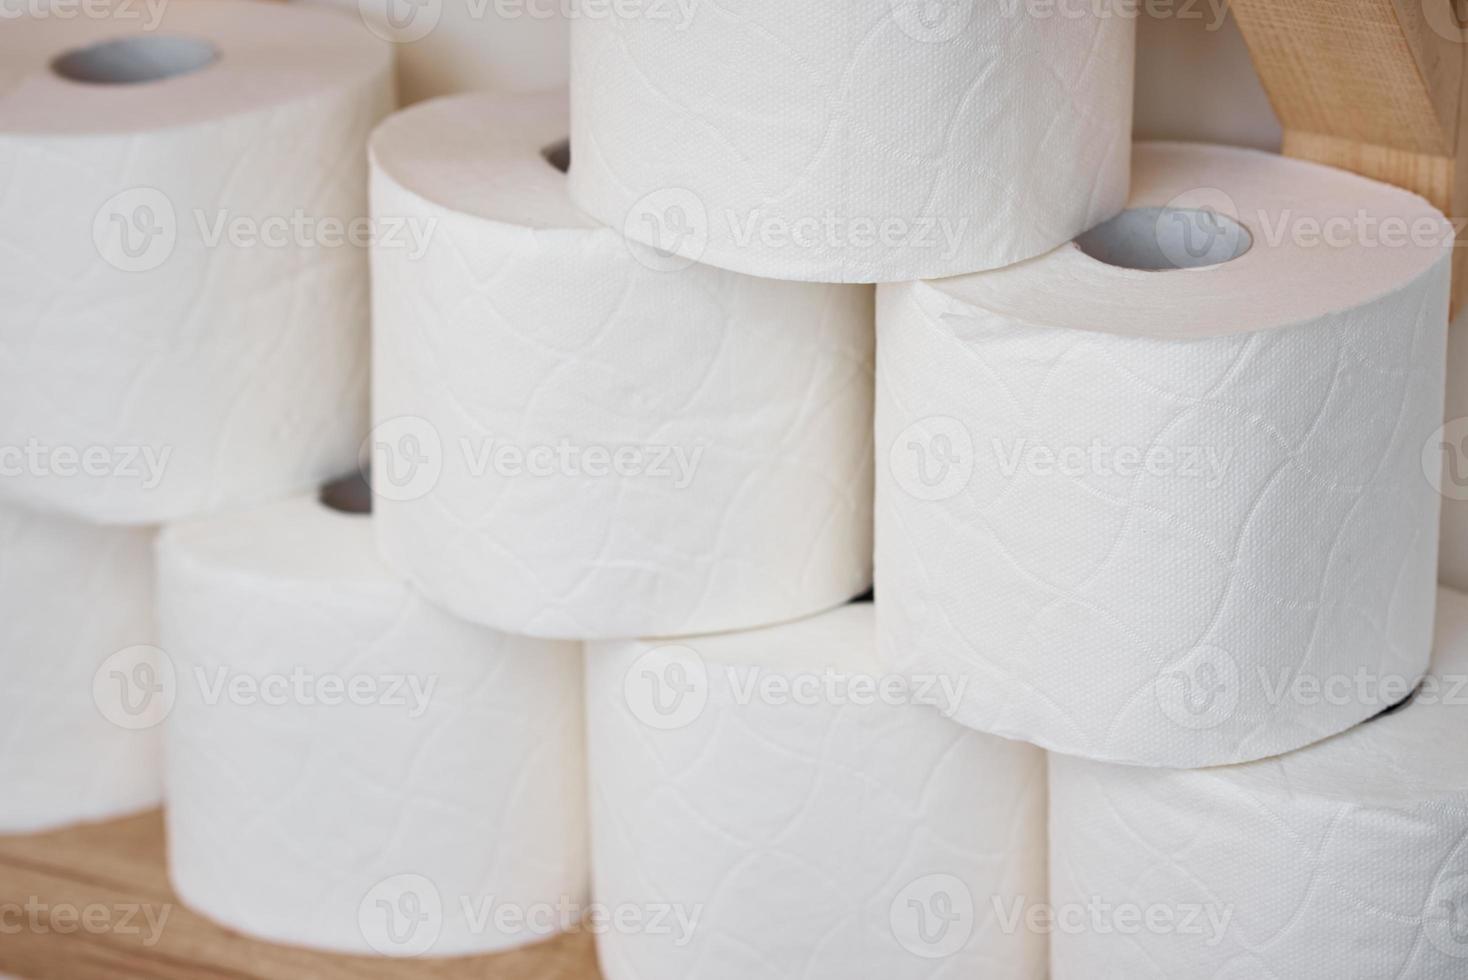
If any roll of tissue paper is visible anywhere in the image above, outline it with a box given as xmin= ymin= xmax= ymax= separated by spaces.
xmin=1049 ymin=587 xmax=1468 ymax=979
xmin=0 ymin=3 xmax=393 ymax=524
xmin=159 ymin=479 xmax=587 ymax=957
xmin=370 ymin=92 xmax=874 ymax=640
xmin=1435 ymin=306 xmax=1468 ymax=592
xmin=585 ymin=602 xmax=1048 ymax=980
xmin=0 ymin=500 xmax=159 ymax=833
xmin=877 ymin=142 xmax=1452 ymax=768
xmin=307 ymin=0 xmax=569 ymax=103
xmin=568 ymin=2 xmax=1135 ymax=282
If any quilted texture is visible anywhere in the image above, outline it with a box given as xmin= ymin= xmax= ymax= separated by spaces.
xmin=568 ymin=0 xmax=1134 ymax=282
xmin=1049 ymin=587 xmax=1468 ymax=979
xmin=875 ymin=143 xmax=1452 ymax=767
xmin=370 ymin=93 xmax=875 ymax=640
xmin=0 ymin=4 xmax=392 ymax=525
xmin=585 ymin=604 xmax=1048 ymax=980
xmin=0 ymin=499 xmax=159 ymax=833
xmin=158 ymin=494 xmax=587 ymax=957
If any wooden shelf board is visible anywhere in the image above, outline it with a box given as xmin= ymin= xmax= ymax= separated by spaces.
xmin=0 ymin=811 xmax=601 ymax=980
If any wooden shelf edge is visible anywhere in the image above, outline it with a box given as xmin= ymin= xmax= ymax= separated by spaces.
xmin=0 ymin=811 xmax=600 ymax=980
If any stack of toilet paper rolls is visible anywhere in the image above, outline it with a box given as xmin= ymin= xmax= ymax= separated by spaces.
xmin=3 ymin=0 xmax=1459 ymax=976
xmin=360 ymin=0 xmax=1138 ymax=972
xmin=1050 ymin=588 xmax=1468 ymax=978
xmin=0 ymin=2 xmax=608 ymax=960
xmin=0 ymin=2 xmax=392 ymax=833
xmin=872 ymin=142 xmax=1454 ymax=973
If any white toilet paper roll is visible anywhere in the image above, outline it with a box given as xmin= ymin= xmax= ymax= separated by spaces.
xmin=1049 ymin=586 xmax=1468 ymax=979
xmin=1435 ymin=306 xmax=1468 ymax=591
xmin=876 ymin=142 xmax=1452 ymax=767
xmin=305 ymin=0 xmax=569 ymax=103
xmin=370 ymin=92 xmax=874 ymax=640
xmin=585 ymin=603 xmax=1048 ymax=980
xmin=568 ymin=1 xmax=1135 ymax=282
xmin=0 ymin=500 xmax=160 ymax=833
xmin=0 ymin=4 xmax=393 ymax=524
xmin=158 ymin=480 xmax=587 ymax=956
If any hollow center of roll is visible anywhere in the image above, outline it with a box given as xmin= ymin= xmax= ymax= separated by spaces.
xmin=541 ymin=138 xmax=571 ymax=175
xmin=319 ymin=472 xmax=373 ymax=516
xmin=51 ymin=36 xmax=220 ymax=85
xmin=1076 ymin=207 xmax=1252 ymax=270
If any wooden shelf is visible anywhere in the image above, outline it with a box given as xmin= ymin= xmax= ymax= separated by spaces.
xmin=0 ymin=811 xmax=601 ymax=979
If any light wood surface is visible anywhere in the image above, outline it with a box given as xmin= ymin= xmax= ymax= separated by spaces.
xmin=1230 ymin=0 xmax=1468 ymax=309
xmin=0 ymin=811 xmax=601 ymax=980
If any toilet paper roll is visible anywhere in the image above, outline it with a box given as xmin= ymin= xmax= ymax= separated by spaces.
xmin=1049 ymin=586 xmax=1468 ymax=979
xmin=585 ymin=603 xmax=1048 ymax=980
xmin=876 ymin=142 xmax=1452 ymax=767
xmin=370 ymin=92 xmax=874 ymax=640
xmin=1436 ymin=306 xmax=1468 ymax=591
xmin=0 ymin=499 xmax=160 ymax=833
xmin=158 ymin=481 xmax=587 ymax=956
xmin=0 ymin=3 xmax=393 ymax=524
xmin=568 ymin=2 xmax=1135 ymax=282
xmin=305 ymin=0 xmax=569 ymax=103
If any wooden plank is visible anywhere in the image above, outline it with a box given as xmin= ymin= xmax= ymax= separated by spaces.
xmin=0 ymin=811 xmax=601 ymax=980
xmin=1231 ymin=0 xmax=1458 ymax=163
xmin=1276 ymin=129 xmax=1457 ymax=210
